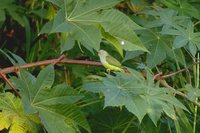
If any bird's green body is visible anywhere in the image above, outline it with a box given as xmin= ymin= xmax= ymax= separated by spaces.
xmin=98 ymin=50 xmax=124 ymax=72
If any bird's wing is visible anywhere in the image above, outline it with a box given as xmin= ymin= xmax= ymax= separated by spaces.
xmin=106 ymin=55 xmax=122 ymax=68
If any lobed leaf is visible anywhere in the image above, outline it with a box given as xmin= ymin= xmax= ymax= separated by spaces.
xmin=42 ymin=0 xmax=147 ymax=54
xmin=11 ymin=65 xmax=90 ymax=132
xmin=83 ymin=69 xmax=187 ymax=124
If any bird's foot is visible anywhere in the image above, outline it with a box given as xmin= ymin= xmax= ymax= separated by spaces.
xmin=106 ymin=69 xmax=111 ymax=74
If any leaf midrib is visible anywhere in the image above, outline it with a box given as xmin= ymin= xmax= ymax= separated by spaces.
xmin=71 ymin=22 xmax=96 ymax=46
xmin=31 ymin=71 xmax=53 ymax=105
xmin=21 ymin=73 xmax=32 ymax=103
xmin=67 ymin=1 xmax=118 ymax=21
xmin=33 ymin=95 xmax=82 ymax=106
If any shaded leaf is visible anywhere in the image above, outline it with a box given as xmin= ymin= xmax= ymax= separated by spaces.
xmin=89 ymin=108 xmax=139 ymax=133
xmin=160 ymin=0 xmax=200 ymax=20
xmin=60 ymin=33 xmax=75 ymax=53
xmin=42 ymin=0 xmax=147 ymax=53
xmin=83 ymin=69 xmax=187 ymax=123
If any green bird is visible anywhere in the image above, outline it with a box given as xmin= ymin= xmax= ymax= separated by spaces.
xmin=98 ymin=50 xmax=124 ymax=72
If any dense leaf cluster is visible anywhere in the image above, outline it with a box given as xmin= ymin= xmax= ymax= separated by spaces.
xmin=1 ymin=0 xmax=200 ymax=133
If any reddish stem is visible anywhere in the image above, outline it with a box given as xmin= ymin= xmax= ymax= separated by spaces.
xmin=0 ymin=57 xmax=102 ymax=75
xmin=0 ymin=72 xmax=21 ymax=97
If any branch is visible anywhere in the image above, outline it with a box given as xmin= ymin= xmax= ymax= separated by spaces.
xmin=52 ymin=54 xmax=65 ymax=65
xmin=161 ymin=62 xmax=199 ymax=79
xmin=0 ymin=72 xmax=21 ymax=97
xmin=160 ymin=80 xmax=200 ymax=107
xmin=0 ymin=57 xmax=102 ymax=75
xmin=0 ymin=55 xmax=102 ymax=97
xmin=1 ymin=55 xmax=199 ymax=107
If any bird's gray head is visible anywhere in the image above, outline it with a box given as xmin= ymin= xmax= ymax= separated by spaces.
xmin=98 ymin=50 xmax=108 ymax=57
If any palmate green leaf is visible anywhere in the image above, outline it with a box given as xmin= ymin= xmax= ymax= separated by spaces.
xmin=140 ymin=28 xmax=186 ymax=68
xmin=43 ymin=0 xmax=121 ymax=52
xmin=157 ymin=19 xmax=200 ymax=56
xmin=38 ymin=104 xmax=90 ymax=133
xmin=46 ymin=0 xmax=120 ymax=10
xmin=11 ymin=65 xmax=90 ymax=133
xmin=143 ymin=7 xmax=189 ymax=29
xmin=169 ymin=21 xmax=200 ymax=56
xmin=147 ymin=42 xmax=167 ymax=68
xmin=73 ymin=8 xmax=147 ymax=52
xmin=185 ymin=84 xmax=200 ymax=102
xmin=42 ymin=0 xmax=147 ymax=53
xmin=12 ymin=65 xmax=54 ymax=113
xmin=11 ymin=68 xmax=36 ymax=112
xmin=76 ymin=8 xmax=147 ymax=51
xmin=60 ymin=33 xmax=75 ymax=53
xmin=34 ymin=84 xmax=84 ymax=106
xmin=0 ymin=93 xmax=40 ymax=133
xmin=167 ymin=49 xmax=186 ymax=66
xmin=142 ymin=6 xmax=199 ymax=57
xmin=83 ymin=69 xmax=187 ymax=124
xmin=66 ymin=0 xmax=121 ymax=18
xmin=172 ymin=21 xmax=195 ymax=48
xmin=140 ymin=30 xmax=170 ymax=68
xmin=70 ymin=23 xmax=101 ymax=52
xmin=40 ymin=8 xmax=101 ymax=52
xmin=123 ymin=50 xmax=143 ymax=62
xmin=159 ymin=0 xmax=200 ymax=20
xmin=33 ymin=65 xmax=55 ymax=101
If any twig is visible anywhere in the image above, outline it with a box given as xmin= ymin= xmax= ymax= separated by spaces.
xmin=0 ymin=57 xmax=102 ymax=75
xmin=1 ymin=55 xmax=199 ymax=107
xmin=162 ymin=62 xmax=199 ymax=79
xmin=0 ymin=72 xmax=21 ymax=97
xmin=52 ymin=54 xmax=65 ymax=65
xmin=153 ymin=72 xmax=162 ymax=80
xmin=160 ymin=80 xmax=200 ymax=107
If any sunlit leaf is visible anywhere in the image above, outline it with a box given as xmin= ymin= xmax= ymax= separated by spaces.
xmin=0 ymin=93 xmax=40 ymax=133
xmin=11 ymin=65 xmax=91 ymax=133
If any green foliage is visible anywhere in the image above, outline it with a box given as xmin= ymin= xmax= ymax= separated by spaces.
xmin=0 ymin=0 xmax=26 ymax=26
xmin=0 ymin=93 xmax=40 ymax=133
xmin=84 ymin=70 xmax=187 ymax=124
xmin=185 ymin=84 xmax=200 ymax=102
xmin=1 ymin=0 xmax=200 ymax=132
xmin=159 ymin=0 xmax=200 ymax=20
xmin=0 ymin=49 xmax=26 ymax=65
xmin=41 ymin=0 xmax=147 ymax=54
xmin=88 ymin=108 xmax=139 ymax=133
xmin=10 ymin=65 xmax=90 ymax=133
